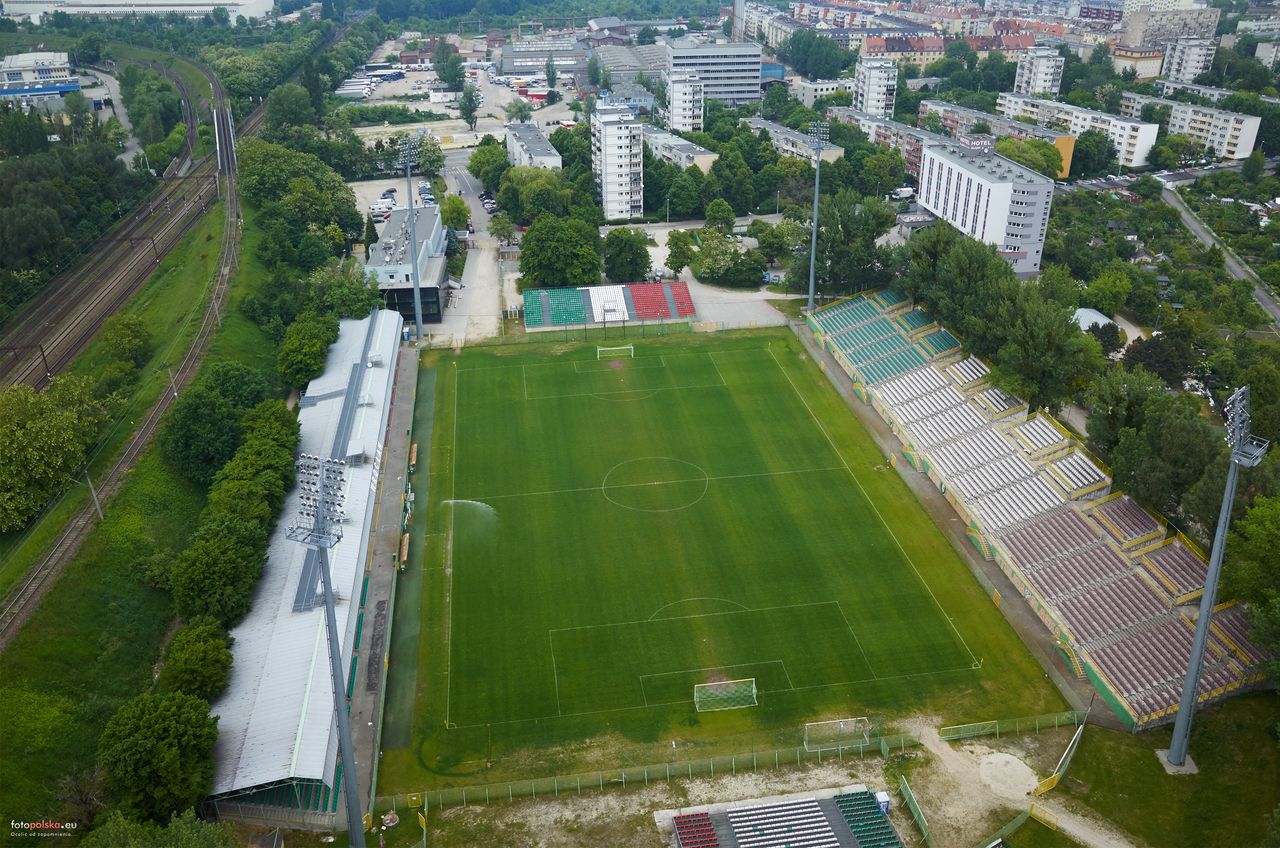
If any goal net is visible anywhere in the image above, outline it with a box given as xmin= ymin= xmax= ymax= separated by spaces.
xmin=597 ymin=344 xmax=635 ymax=360
xmin=804 ymin=717 xmax=873 ymax=752
xmin=693 ymin=678 xmax=757 ymax=712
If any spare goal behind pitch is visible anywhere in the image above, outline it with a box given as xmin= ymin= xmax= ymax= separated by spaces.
xmin=804 ymin=717 xmax=873 ymax=752
xmin=693 ymin=678 xmax=757 ymax=712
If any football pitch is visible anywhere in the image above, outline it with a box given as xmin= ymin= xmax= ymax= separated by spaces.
xmin=380 ymin=330 xmax=1061 ymax=789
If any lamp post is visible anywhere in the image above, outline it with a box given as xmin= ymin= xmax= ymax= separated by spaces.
xmin=806 ymin=121 xmax=828 ymax=313
xmin=1165 ymin=386 xmax=1269 ymax=768
xmin=398 ymin=135 xmax=425 ymax=341
xmin=286 ymin=455 xmax=366 ymax=848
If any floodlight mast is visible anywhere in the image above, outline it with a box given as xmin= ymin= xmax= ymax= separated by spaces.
xmin=286 ymin=455 xmax=365 ymax=848
xmin=1166 ymin=387 xmax=1269 ymax=767
xmin=806 ymin=121 xmax=828 ymax=314
xmin=398 ymin=135 xmax=425 ymax=342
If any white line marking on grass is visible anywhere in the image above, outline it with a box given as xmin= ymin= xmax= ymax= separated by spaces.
xmin=638 ymin=659 xmax=787 ymax=681
xmin=705 ymin=350 xmax=729 ymax=387
xmin=765 ymin=345 xmax=981 ymax=668
xmin=522 ymin=364 xmax=528 ymax=401
xmin=549 ymin=631 xmax=562 ymax=716
xmin=835 ymin=601 xmax=878 ymax=680
xmin=549 ymin=600 xmax=840 ymax=635
xmin=530 ymin=382 xmax=726 ymax=401
xmin=468 ymin=465 xmax=845 ymax=503
xmin=647 ymin=597 xmax=750 ymax=620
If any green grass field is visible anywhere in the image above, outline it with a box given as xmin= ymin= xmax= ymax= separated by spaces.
xmin=381 ymin=330 xmax=1063 ymax=792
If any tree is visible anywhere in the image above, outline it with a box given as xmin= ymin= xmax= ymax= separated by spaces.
xmin=995 ymin=137 xmax=1063 ymax=178
xmin=519 ymin=215 xmax=602 ymax=288
xmin=264 ymin=84 xmax=316 ymax=132
xmin=158 ymin=619 xmax=234 ymax=702
xmin=458 ymin=84 xmax=480 ymax=131
xmin=98 ymin=313 xmax=152 ymax=368
xmin=1110 ymin=393 xmax=1221 ymax=515
xmin=437 ymin=54 xmax=465 ymax=91
xmin=417 ymin=134 xmax=444 ymax=177
xmin=1226 ymin=494 xmax=1280 ymax=605
xmin=440 ymin=195 xmax=470 ymax=230
xmin=1088 ymin=321 xmax=1124 ymax=355
xmin=990 ymin=288 xmax=1105 ymax=411
xmin=276 ymin=311 xmax=339 ymax=389
xmin=1083 ymin=265 xmax=1131 ymax=315
xmin=667 ymin=168 xmax=704 ymax=219
xmin=1083 ymin=364 xmax=1167 ymax=456
xmin=467 ymin=143 xmax=509 ymax=192
xmin=544 ymin=56 xmax=558 ymax=88
xmin=666 ymin=229 xmax=695 ymax=274
xmin=0 ymin=377 xmax=110 ymax=532
xmin=97 ymin=692 xmax=218 ymax=822
xmin=505 ymin=99 xmax=533 ymax=123
xmin=1069 ymin=129 xmax=1118 ymax=179
xmin=704 ymin=198 xmax=736 ymax=232
xmin=752 ymin=222 xmax=787 ymax=264
xmin=1243 ymin=148 xmax=1266 ymax=182
xmin=363 ymin=213 xmax=378 ymax=252
xmin=636 ymin=26 xmax=659 ymax=45
xmin=82 ymin=809 xmax=237 ymax=848
xmin=604 ymin=228 xmax=651 ymax=282
xmin=159 ymin=385 xmax=243 ymax=485
xmin=587 ymin=54 xmax=601 ymax=87
xmin=489 ymin=211 xmax=515 ymax=244
xmin=75 ymin=32 xmax=106 ymax=64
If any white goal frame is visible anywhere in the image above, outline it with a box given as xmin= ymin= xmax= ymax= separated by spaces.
xmin=804 ymin=716 xmax=872 ymax=752
xmin=693 ymin=678 xmax=758 ymax=712
xmin=596 ymin=344 xmax=635 ymax=360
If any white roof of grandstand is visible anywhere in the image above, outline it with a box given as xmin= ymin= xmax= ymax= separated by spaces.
xmin=211 ymin=310 xmax=404 ymax=796
xmin=1073 ymin=307 xmax=1113 ymax=330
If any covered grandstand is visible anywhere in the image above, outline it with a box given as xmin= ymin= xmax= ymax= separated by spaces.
xmin=207 ymin=310 xmax=404 ymax=827
xmin=807 ymin=294 xmax=1268 ymax=729
xmin=523 ymin=282 xmax=696 ymax=330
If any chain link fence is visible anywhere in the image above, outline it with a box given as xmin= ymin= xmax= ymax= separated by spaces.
xmin=377 ymin=735 xmax=919 ymax=816
xmin=938 ymin=710 xmax=1088 ymax=742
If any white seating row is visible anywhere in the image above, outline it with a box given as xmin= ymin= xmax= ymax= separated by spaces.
xmin=894 ymin=385 xmax=968 ymax=424
xmin=929 ymin=429 xmax=1017 ymax=477
xmin=875 ymin=364 xmax=948 ymax=406
xmin=949 ymin=454 xmax=1039 ymax=499
xmin=973 ymin=476 xmax=1064 ymax=530
xmin=947 ymin=354 xmax=988 ymax=385
xmin=908 ymin=402 xmax=989 ymax=449
xmin=1014 ymin=416 xmax=1066 ymax=453
xmin=589 ymin=285 xmax=630 ymax=324
xmin=1051 ymin=451 xmax=1107 ymax=491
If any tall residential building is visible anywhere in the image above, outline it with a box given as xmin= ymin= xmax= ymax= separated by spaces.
xmin=506 ymin=122 xmax=563 ymax=169
xmin=851 ymin=56 xmax=898 ymax=118
xmin=917 ymin=144 xmax=1054 ymax=276
xmin=1119 ymin=92 xmax=1259 ymax=159
xmin=1014 ymin=46 xmax=1065 ymax=97
xmin=916 ymin=100 xmax=1076 ymax=177
xmin=667 ymin=37 xmax=762 ymax=107
xmin=1161 ymin=36 xmax=1216 ymax=83
xmin=591 ymin=105 xmax=644 ymax=221
xmin=1121 ymin=0 xmax=1191 ymax=17
xmin=828 ymin=107 xmax=953 ymax=177
xmin=663 ymin=70 xmax=705 ymax=132
xmin=997 ymin=93 xmax=1160 ymax=167
xmin=1123 ymin=6 xmax=1220 ymax=48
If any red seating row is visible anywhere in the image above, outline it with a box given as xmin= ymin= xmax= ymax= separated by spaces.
xmin=1089 ymin=618 xmax=1238 ymax=718
xmin=1024 ymin=544 xmax=1131 ymax=601
xmin=669 ymin=281 xmax=695 ymax=317
xmin=627 ymin=283 xmax=671 ymax=319
xmin=1212 ymin=604 xmax=1265 ymax=664
xmin=1055 ymin=573 xmax=1168 ymax=647
xmin=674 ymin=812 xmax=719 ymax=848
xmin=1096 ymin=495 xmax=1161 ymax=542
xmin=1143 ymin=541 xmax=1207 ymax=597
xmin=999 ymin=508 xmax=1104 ymax=569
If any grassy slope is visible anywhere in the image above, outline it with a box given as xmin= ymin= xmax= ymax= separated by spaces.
xmin=0 ymin=205 xmax=225 ymax=599
xmin=378 ymin=330 xmax=1063 ymax=793
xmin=1064 ymin=692 xmax=1279 ymax=848
xmin=0 ymin=208 xmax=276 ymax=822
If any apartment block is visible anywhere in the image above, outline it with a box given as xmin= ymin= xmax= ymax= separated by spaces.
xmin=667 ymin=37 xmax=762 ymax=107
xmin=642 ymin=125 xmax=719 ymax=172
xmin=591 ymin=105 xmax=644 ymax=221
xmin=1119 ymin=92 xmax=1259 ymax=159
xmin=917 ymin=100 xmax=1075 ymax=177
xmin=996 ymin=93 xmax=1159 ymax=167
xmin=1256 ymin=41 xmax=1280 ymax=70
xmin=1014 ymin=46 xmax=1065 ymax=96
xmin=1123 ymin=6 xmax=1220 ymax=48
xmin=663 ymin=70 xmax=705 ymax=132
xmin=851 ymin=56 xmax=898 ymax=118
xmin=828 ymin=107 xmax=952 ymax=177
xmin=1161 ymin=36 xmax=1216 ymax=83
xmin=1112 ymin=45 xmax=1165 ymax=81
xmin=506 ymin=122 xmax=563 ymax=169
xmin=793 ymin=77 xmax=854 ymax=108
xmin=744 ymin=117 xmax=844 ymax=163
xmin=917 ymin=144 xmax=1054 ymax=275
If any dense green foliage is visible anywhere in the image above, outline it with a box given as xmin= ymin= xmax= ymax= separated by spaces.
xmin=603 ymin=227 xmax=651 ymax=283
xmin=158 ymin=362 xmax=270 ymax=485
xmin=157 ymin=618 xmax=234 ymax=701
xmin=97 ymin=691 xmax=219 ymax=822
xmin=774 ymin=29 xmax=854 ymax=80
xmin=518 ymin=215 xmax=602 ymax=288
xmin=277 ymin=309 xmax=340 ymax=388
xmin=117 ymin=64 xmax=182 ymax=146
xmin=82 ymin=809 xmax=237 ymax=848
xmin=1181 ymin=171 xmax=1280 ymax=295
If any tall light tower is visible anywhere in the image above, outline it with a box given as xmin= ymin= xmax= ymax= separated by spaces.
xmin=398 ymin=135 xmax=426 ymax=341
xmin=286 ymin=455 xmax=366 ymax=848
xmin=1164 ymin=386 xmax=1269 ymax=769
xmin=806 ymin=121 xmax=829 ymax=313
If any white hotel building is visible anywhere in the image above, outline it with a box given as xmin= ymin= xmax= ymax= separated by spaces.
xmin=592 ymin=104 xmax=644 ymax=221
xmin=996 ymin=93 xmax=1160 ymax=168
xmin=917 ymin=145 xmax=1054 ymax=276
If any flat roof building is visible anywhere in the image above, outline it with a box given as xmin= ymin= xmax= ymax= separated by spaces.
xmin=917 ymin=100 xmax=1075 ymax=177
xmin=209 ymin=310 xmax=403 ymax=824
xmin=1162 ymin=36 xmax=1216 ymax=83
xmin=663 ymin=70 xmax=705 ymax=132
xmin=0 ymin=52 xmax=79 ymax=104
xmin=917 ymin=144 xmax=1054 ymax=275
xmin=1014 ymin=46 xmax=1065 ymax=97
xmin=667 ymin=37 xmax=762 ymax=107
xmin=506 ymin=122 xmax=562 ymax=169
xmin=592 ymin=104 xmax=644 ymax=221
xmin=642 ymin=125 xmax=718 ymax=172
xmin=1119 ymin=92 xmax=1259 ymax=159
xmin=365 ymin=205 xmax=448 ymax=325
xmin=744 ymin=116 xmax=843 ymax=163
xmin=851 ymin=56 xmax=897 ymax=118
xmin=996 ymin=93 xmax=1159 ymax=167
xmin=828 ymin=107 xmax=952 ymax=177
xmin=793 ymin=77 xmax=854 ymax=108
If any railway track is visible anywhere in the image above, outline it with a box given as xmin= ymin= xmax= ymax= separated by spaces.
xmin=0 ymin=70 xmax=253 ymax=648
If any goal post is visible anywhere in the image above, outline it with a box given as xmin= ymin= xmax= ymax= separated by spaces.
xmin=693 ymin=678 xmax=757 ymax=712
xmin=597 ymin=344 xmax=635 ymax=360
xmin=804 ymin=717 xmax=873 ymax=752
